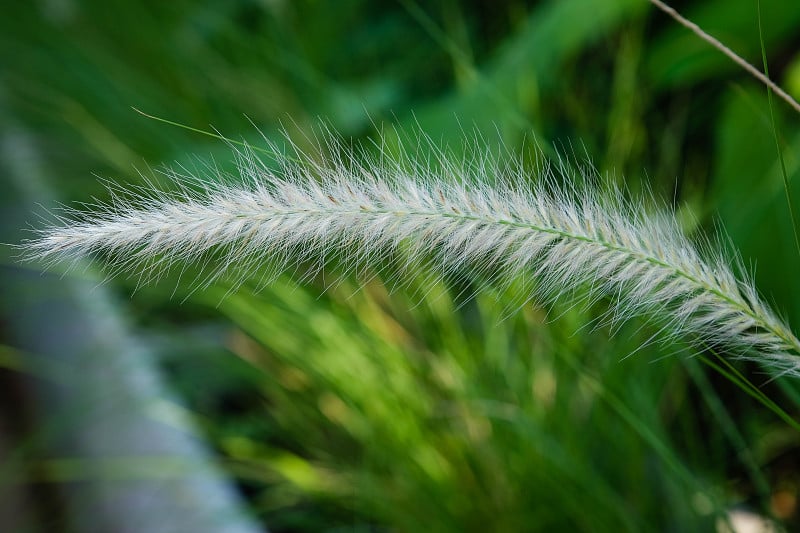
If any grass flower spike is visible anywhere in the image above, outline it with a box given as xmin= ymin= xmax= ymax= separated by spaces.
xmin=25 ymin=133 xmax=800 ymax=376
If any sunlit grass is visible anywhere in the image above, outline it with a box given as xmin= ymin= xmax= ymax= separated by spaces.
xmin=3 ymin=0 xmax=800 ymax=531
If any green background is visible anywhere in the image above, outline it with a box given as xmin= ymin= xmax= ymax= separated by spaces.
xmin=1 ymin=0 xmax=800 ymax=531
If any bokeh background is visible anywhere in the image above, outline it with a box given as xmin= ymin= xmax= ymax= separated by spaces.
xmin=2 ymin=0 xmax=800 ymax=531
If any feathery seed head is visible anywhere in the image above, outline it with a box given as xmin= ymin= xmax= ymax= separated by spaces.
xmin=22 ymin=130 xmax=800 ymax=376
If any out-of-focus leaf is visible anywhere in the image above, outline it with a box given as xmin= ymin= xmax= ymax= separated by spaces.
xmin=709 ymin=86 xmax=800 ymax=322
xmin=646 ymin=0 xmax=800 ymax=88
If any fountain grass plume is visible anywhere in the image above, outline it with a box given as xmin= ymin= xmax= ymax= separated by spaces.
xmin=23 ymin=130 xmax=800 ymax=376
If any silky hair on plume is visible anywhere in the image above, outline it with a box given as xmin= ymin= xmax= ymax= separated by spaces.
xmin=23 ymin=128 xmax=800 ymax=376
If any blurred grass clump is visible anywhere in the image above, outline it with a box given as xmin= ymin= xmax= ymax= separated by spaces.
xmin=2 ymin=0 xmax=800 ymax=531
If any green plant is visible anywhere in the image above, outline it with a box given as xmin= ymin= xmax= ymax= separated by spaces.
xmin=6 ymin=0 xmax=800 ymax=530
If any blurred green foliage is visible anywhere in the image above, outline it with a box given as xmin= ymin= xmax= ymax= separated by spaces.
xmin=3 ymin=0 xmax=800 ymax=531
